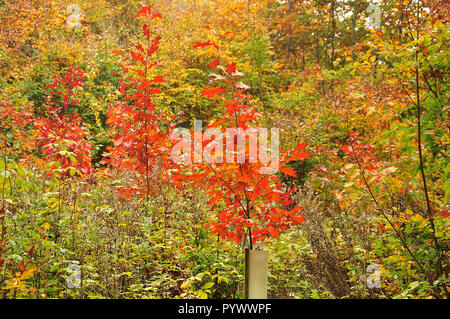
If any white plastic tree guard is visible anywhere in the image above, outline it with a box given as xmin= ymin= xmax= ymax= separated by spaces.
xmin=244 ymin=249 xmax=268 ymax=299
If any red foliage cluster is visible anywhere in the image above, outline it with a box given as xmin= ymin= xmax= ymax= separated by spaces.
xmin=170 ymin=27 xmax=309 ymax=246
xmin=34 ymin=67 xmax=93 ymax=177
xmin=0 ymin=99 xmax=33 ymax=151
xmin=105 ymin=5 xmax=171 ymax=198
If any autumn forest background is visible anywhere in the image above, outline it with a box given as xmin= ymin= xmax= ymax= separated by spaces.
xmin=0 ymin=0 xmax=448 ymax=299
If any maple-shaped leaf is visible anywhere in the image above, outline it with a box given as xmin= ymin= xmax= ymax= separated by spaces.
xmin=290 ymin=150 xmax=310 ymax=161
xmin=227 ymin=63 xmax=236 ymax=74
xmin=294 ymin=142 xmax=307 ymax=152
xmin=209 ymin=58 xmax=220 ymax=69
xmin=136 ymin=5 xmax=152 ymax=18
xmin=281 ymin=167 xmax=297 ymax=177
xmin=292 ymin=214 xmax=305 ymax=225
xmin=201 ymin=87 xmax=226 ymax=98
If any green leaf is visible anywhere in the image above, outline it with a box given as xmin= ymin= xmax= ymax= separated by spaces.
xmin=202 ymin=282 xmax=214 ymax=289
